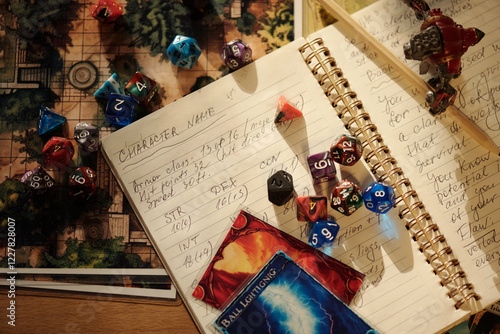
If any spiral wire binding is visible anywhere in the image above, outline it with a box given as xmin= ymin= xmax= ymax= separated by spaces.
xmin=299 ymin=37 xmax=480 ymax=309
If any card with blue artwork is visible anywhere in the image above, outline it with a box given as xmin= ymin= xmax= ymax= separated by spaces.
xmin=214 ymin=251 xmax=378 ymax=334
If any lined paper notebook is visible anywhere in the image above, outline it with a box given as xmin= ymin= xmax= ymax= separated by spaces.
xmin=100 ymin=0 xmax=500 ymax=332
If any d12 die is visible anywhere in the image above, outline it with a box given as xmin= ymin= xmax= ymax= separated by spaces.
xmin=69 ymin=167 xmax=97 ymax=201
xmin=363 ymin=181 xmax=396 ymax=214
xmin=21 ymin=166 xmax=55 ymax=195
xmin=330 ymin=179 xmax=363 ymax=216
xmin=94 ymin=73 xmax=123 ymax=100
xmin=296 ymin=196 xmax=328 ymax=222
xmin=330 ymin=134 xmax=363 ymax=166
xmin=221 ymin=39 xmax=252 ymax=71
xmin=307 ymin=151 xmax=336 ymax=184
xmin=309 ymin=220 xmax=340 ymax=249
xmin=42 ymin=136 xmax=75 ymax=167
xmin=274 ymin=96 xmax=303 ymax=123
xmin=91 ymin=0 xmax=123 ymax=23
xmin=267 ymin=170 xmax=295 ymax=206
xmin=125 ymin=72 xmax=158 ymax=105
xmin=167 ymin=35 xmax=202 ymax=69
xmin=74 ymin=122 xmax=99 ymax=152
xmin=106 ymin=93 xmax=135 ymax=126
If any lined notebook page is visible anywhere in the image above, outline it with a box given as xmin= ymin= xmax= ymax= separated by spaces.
xmin=328 ymin=0 xmax=500 ymax=311
xmin=102 ymin=27 xmax=465 ymax=334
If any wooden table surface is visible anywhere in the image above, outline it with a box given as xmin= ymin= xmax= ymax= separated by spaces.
xmin=0 ymin=287 xmax=199 ymax=333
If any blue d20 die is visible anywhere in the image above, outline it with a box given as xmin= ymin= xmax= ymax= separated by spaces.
xmin=308 ymin=220 xmax=340 ymax=249
xmin=94 ymin=73 xmax=123 ymax=100
xmin=166 ymin=35 xmax=202 ymax=69
xmin=106 ymin=93 xmax=135 ymax=126
xmin=363 ymin=181 xmax=396 ymax=214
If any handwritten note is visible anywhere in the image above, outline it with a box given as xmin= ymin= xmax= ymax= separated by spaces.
xmin=335 ymin=0 xmax=500 ymax=313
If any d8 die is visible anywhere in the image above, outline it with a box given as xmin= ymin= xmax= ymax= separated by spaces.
xmin=267 ymin=170 xmax=295 ymax=206
xmin=106 ymin=93 xmax=135 ymax=126
xmin=21 ymin=166 xmax=55 ymax=195
xmin=307 ymin=151 xmax=336 ymax=184
xmin=125 ymin=72 xmax=158 ymax=105
xmin=90 ymin=0 xmax=123 ymax=23
xmin=74 ymin=122 xmax=99 ymax=152
xmin=363 ymin=181 xmax=396 ymax=214
xmin=330 ymin=179 xmax=363 ymax=216
xmin=330 ymin=134 xmax=363 ymax=166
xmin=221 ymin=39 xmax=252 ymax=71
xmin=42 ymin=136 xmax=75 ymax=167
xmin=167 ymin=35 xmax=202 ymax=69
xmin=308 ymin=220 xmax=340 ymax=249
xmin=69 ymin=167 xmax=97 ymax=201
xmin=296 ymin=196 xmax=328 ymax=222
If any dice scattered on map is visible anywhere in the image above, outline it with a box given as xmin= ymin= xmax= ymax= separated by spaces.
xmin=74 ymin=122 xmax=99 ymax=152
xmin=91 ymin=0 xmax=123 ymax=23
xmin=221 ymin=39 xmax=253 ymax=71
xmin=166 ymin=35 xmax=202 ymax=69
xmin=125 ymin=72 xmax=158 ymax=105
xmin=69 ymin=167 xmax=97 ymax=201
xmin=106 ymin=93 xmax=136 ymax=127
xmin=21 ymin=166 xmax=55 ymax=195
xmin=42 ymin=136 xmax=75 ymax=168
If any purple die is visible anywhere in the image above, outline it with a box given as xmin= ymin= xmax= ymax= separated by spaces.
xmin=21 ymin=166 xmax=55 ymax=195
xmin=221 ymin=39 xmax=252 ymax=71
xmin=307 ymin=151 xmax=336 ymax=184
xmin=308 ymin=220 xmax=340 ymax=249
xmin=74 ymin=122 xmax=99 ymax=152
xmin=106 ymin=93 xmax=135 ymax=127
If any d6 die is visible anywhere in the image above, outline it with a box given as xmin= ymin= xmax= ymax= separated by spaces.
xmin=167 ymin=35 xmax=202 ymax=69
xmin=125 ymin=72 xmax=158 ymax=105
xmin=330 ymin=134 xmax=363 ymax=166
xmin=42 ymin=136 xmax=75 ymax=167
xmin=69 ymin=167 xmax=97 ymax=201
xmin=21 ymin=166 xmax=55 ymax=195
xmin=221 ymin=39 xmax=252 ymax=71
xmin=296 ymin=196 xmax=328 ymax=222
xmin=307 ymin=151 xmax=336 ymax=184
xmin=74 ymin=122 xmax=99 ymax=152
xmin=330 ymin=179 xmax=363 ymax=216
xmin=90 ymin=0 xmax=123 ymax=23
xmin=267 ymin=170 xmax=295 ymax=206
xmin=106 ymin=93 xmax=135 ymax=126
xmin=309 ymin=220 xmax=340 ymax=249
xmin=363 ymin=182 xmax=396 ymax=214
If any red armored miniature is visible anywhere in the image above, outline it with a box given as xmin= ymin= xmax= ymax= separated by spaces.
xmin=402 ymin=0 xmax=485 ymax=114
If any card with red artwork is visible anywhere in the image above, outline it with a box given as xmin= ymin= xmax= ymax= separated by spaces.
xmin=192 ymin=210 xmax=364 ymax=310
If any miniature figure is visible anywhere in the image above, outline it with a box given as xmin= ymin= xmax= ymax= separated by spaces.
xmin=402 ymin=0 xmax=485 ymax=114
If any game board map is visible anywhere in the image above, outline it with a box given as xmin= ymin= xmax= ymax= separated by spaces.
xmin=0 ymin=0 xmax=296 ymax=296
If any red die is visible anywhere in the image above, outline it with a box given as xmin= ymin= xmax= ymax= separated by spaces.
xmin=91 ymin=0 xmax=123 ymax=23
xmin=330 ymin=134 xmax=363 ymax=166
xmin=296 ymin=196 xmax=328 ymax=222
xmin=42 ymin=136 xmax=75 ymax=168
xmin=125 ymin=72 xmax=158 ymax=105
xmin=330 ymin=179 xmax=364 ymax=216
xmin=69 ymin=167 xmax=97 ymax=201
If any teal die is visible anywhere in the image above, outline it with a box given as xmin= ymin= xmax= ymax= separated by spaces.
xmin=308 ymin=220 xmax=340 ymax=249
xmin=166 ymin=35 xmax=202 ymax=69
xmin=106 ymin=93 xmax=135 ymax=126
xmin=94 ymin=73 xmax=123 ymax=100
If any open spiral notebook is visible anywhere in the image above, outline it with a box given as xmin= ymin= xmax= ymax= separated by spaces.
xmin=100 ymin=0 xmax=500 ymax=332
